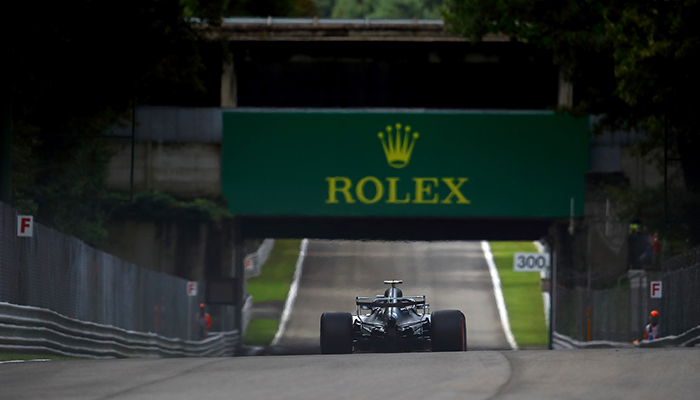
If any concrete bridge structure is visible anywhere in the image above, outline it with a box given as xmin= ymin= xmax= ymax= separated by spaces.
xmin=103 ymin=19 xmax=676 ymax=285
xmin=108 ymin=18 xmax=578 ymax=197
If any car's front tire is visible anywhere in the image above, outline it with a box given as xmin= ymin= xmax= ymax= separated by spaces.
xmin=431 ymin=310 xmax=467 ymax=352
xmin=320 ymin=312 xmax=353 ymax=354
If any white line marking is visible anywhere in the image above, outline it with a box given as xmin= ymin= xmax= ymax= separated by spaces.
xmin=270 ymin=238 xmax=309 ymax=347
xmin=542 ymin=292 xmax=550 ymax=329
xmin=0 ymin=359 xmax=50 ymax=365
xmin=533 ymin=241 xmax=550 ymax=328
xmin=481 ymin=241 xmax=518 ymax=350
xmin=533 ymin=240 xmax=545 ymax=254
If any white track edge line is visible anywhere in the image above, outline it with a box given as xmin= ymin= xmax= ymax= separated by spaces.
xmin=533 ymin=241 xmax=550 ymax=329
xmin=481 ymin=240 xmax=519 ymax=350
xmin=542 ymin=292 xmax=551 ymax=329
xmin=0 ymin=359 xmax=50 ymax=365
xmin=270 ymin=238 xmax=309 ymax=347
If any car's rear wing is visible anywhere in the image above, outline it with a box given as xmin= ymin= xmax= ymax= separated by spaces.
xmin=355 ymin=296 xmax=426 ymax=308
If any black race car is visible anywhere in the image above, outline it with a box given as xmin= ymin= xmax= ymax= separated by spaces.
xmin=320 ymin=280 xmax=467 ymax=354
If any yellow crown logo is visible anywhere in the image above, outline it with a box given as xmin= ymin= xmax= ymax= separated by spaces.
xmin=378 ymin=123 xmax=419 ymax=169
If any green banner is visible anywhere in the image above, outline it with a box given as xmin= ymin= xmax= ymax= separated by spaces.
xmin=222 ymin=110 xmax=589 ymax=218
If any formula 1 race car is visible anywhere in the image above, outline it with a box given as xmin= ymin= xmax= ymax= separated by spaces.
xmin=320 ymin=280 xmax=467 ymax=354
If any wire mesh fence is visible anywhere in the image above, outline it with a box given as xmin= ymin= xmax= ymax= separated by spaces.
xmin=555 ymin=281 xmax=649 ymax=342
xmin=661 ymin=248 xmax=700 ymax=336
xmin=551 ymin=203 xmax=655 ymax=343
xmin=553 ymin=211 xmax=700 ymax=342
xmin=0 ymin=201 xmax=233 ymax=340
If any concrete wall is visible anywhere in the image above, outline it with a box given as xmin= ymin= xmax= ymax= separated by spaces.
xmin=102 ymin=219 xmax=235 ymax=282
xmin=107 ymin=141 xmax=222 ymax=197
xmin=589 ymin=115 xmax=684 ymax=189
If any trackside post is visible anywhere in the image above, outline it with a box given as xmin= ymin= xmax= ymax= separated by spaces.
xmin=548 ymin=246 xmax=555 ymax=350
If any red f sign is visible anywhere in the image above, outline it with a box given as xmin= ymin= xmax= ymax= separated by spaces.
xmin=17 ymin=215 xmax=34 ymax=237
xmin=186 ymin=282 xmax=198 ymax=297
xmin=651 ymin=281 xmax=662 ymax=298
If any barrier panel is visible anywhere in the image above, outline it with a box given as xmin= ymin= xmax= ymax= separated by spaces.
xmin=0 ymin=201 xmax=238 ymax=352
xmin=0 ymin=302 xmax=237 ymax=358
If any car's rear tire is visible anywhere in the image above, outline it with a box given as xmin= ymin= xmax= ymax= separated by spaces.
xmin=320 ymin=312 xmax=353 ymax=354
xmin=431 ymin=310 xmax=467 ymax=352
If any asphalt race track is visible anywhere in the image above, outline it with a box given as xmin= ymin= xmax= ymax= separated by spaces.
xmin=274 ymin=240 xmax=510 ymax=353
xmin=2 ymin=240 xmax=699 ymax=399
xmin=2 ymin=349 xmax=699 ymax=399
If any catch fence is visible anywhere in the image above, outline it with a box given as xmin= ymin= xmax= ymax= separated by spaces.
xmin=554 ymin=239 xmax=700 ymax=342
xmin=0 ymin=201 xmax=232 ymax=341
xmin=661 ymin=247 xmax=700 ymax=336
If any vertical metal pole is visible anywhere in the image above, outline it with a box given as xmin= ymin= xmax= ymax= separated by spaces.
xmin=587 ymin=249 xmax=592 ymax=342
xmin=586 ymin=308 xmax=592 ymax=341
xmin=568 ymin=198 xmax=575 ymax=235
xmin=233 ymin=217 xmax=245 ymax=354
xmin=130 ymin=88 xmax=136 ymax=201
xmin=548 ymin=247 xmax=555 ymax=350
xmin=1 ymin=89 xmax=12 ymax=203
xmin=0 ymin=97 xmax=12 ymax=204
xmin=187 ymin=294 xmax=192 ymax=341
xmin=605 ymin=198 xmax=610 ymax=237
xmin=663 ymin=114 xmax=668 ymax=225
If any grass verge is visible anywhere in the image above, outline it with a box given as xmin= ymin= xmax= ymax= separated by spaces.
xmin=489 ymin=241 xmax=548 ymax=347
xmin=243 ymin=319 xmax=280 ymax=346
xmin=244 ymin=239 xmax=302 ymax=345
xmin=246 ymin=239 xmax=302 ymax=303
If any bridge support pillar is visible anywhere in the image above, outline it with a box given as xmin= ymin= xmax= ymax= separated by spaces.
xmin=221 ymin=60 xmax=238 ymax=107
xmin=558 ymin=67 xmax=573 ymax=107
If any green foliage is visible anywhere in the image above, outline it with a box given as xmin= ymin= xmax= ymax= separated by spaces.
xmin=443 ymin=0 xmax=700 ymax=244
xmin=107 ymin=192 xmax=233 ymax=223
xmin=244 ymin=319 xmax=280 ymax=345
xmin=182 ymin=0 xmax=318 ymax=20
xmin=609 ymin=185 xmax=696 ymax=254
xmin=331 ymin=0 xmax=443 ymax=19
xmin=8 ymin=1 xmax=225 ymax=246
xmin=315 ymin=0 xmax=336 ymax=17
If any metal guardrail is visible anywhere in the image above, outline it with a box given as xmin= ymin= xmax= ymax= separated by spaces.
xmin=240 ymin=239 xmax=274 ymax=336
xmin=552 ymin=331 xmax=631 ymax=350
xmin=634 ymin=325 xmax=700 ymax=348
xmin=554 ymin=327 xmax=700 ymax=349
xmin=241 ymin=295 xmax=253 ymax=336
xmin=219 ymin=18 xmax=445 ymax=26
xmin=244 ymin=239 xmax=275 ymax=278
xmin=0 ymin=302 xmax=238 ymax=359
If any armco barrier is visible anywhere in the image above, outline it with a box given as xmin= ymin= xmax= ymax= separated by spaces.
xmin=635 ymin=325 xmax=700 ymax=348
xmin=553 ymin=331 xmax=631 ymax=350
xmin=245 ymin=239 xmax=275 ymax=278
xmin=0 ymin=302 xmax=238 ymax=358
xmin=241 ymin=295 xmax=253 ymax=335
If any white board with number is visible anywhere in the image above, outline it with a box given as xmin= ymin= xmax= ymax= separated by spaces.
xmin=513 ymin=252 xmax=550 ymax=272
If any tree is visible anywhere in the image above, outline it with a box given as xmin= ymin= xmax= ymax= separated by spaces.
xmin=443 ymin=0 xmax=700 ymax=247
xmin=9 ymin=0 xmax=209 ymax=245
xmin=182 ymin=0 xmax=318 ymax=20
xmin=331 ymin=0 xmax=443 ymax=19
xmin=7 ymin=0 xmax=322 ymax=245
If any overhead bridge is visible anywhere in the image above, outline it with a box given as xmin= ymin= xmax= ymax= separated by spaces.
xmin=223 ymin=109 xmax=589 ymax=242
xmin=200 ymin=17 xmax=507 ymax=42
